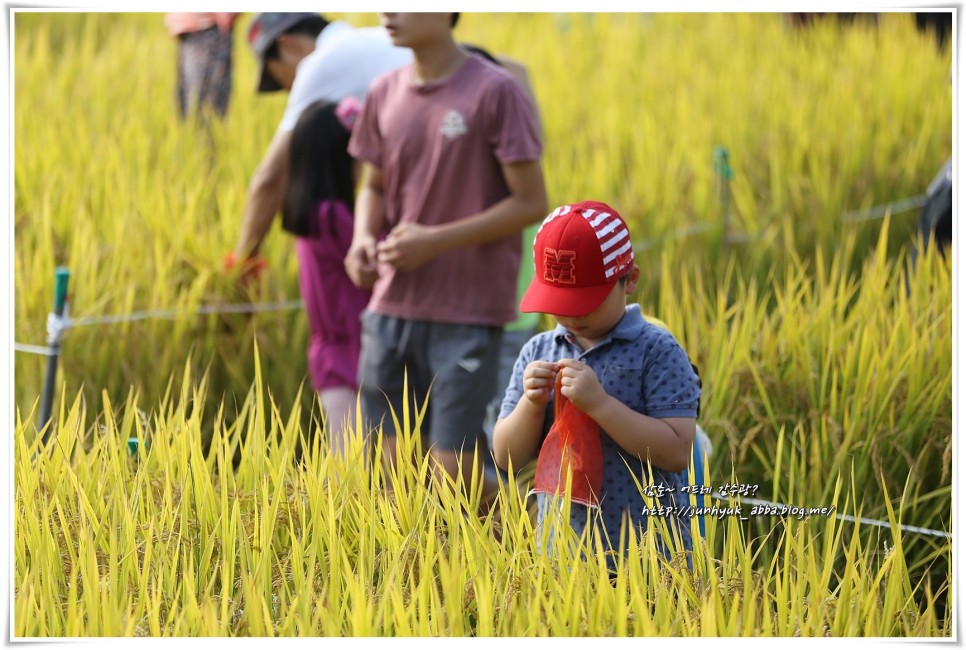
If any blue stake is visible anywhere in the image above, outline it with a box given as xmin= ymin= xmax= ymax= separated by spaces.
xmin=38 ymin=267 xmax=70 ymax=445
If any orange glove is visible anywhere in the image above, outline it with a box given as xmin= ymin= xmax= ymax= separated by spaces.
xmin=224 ymin=252 xmax=268 ymax=287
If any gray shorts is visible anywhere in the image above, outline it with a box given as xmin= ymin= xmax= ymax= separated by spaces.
xmin=358 ymin=310 xmax=503 ymax=452
xmin=483 ymin=327 xmax=538 ymax=445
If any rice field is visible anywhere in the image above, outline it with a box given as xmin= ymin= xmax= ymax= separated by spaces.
xmin=12 ymin=11 xmax=955 ymax=637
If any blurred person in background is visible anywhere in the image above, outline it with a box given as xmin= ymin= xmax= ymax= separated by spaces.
xmin=914 ymin=159 xmax=952 ymax=264
xmin=231 ymin=12 xmax=412 ymax=268
xmin=910 ymin=68 xmax=953 ymax=274
xmin=281 ymin=98 xmax=371 ymax=457
xmin=165 ymin=12 xmax=240 ymax=121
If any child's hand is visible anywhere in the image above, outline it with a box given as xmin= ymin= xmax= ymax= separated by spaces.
xmin=557 ymin=358 xmax=607 ymax=413
xmin=522 ymin=361 xmax=559 ymax=407
xmin=345 ymin=235 xmax=379 ymax=289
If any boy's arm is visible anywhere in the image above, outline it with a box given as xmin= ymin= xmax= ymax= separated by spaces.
xmin=233 ymin=130 xmax=292 ymax=259
xmin=344 ymin=162 xmax=385 ymax=289
xmin=492 ymin=401 xmax=545 ymax=472
xmin=558 ymin=359 xmax=696 ymax=473
xmin=375 ymin=159 xmax=547 ymax=271
xmin=591 ymin=404 xmax=695 ymax=473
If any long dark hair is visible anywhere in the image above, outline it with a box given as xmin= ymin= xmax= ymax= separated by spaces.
xmin=282 ymin=100 xmax=355 ymax=238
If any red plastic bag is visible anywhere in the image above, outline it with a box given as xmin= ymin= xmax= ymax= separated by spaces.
xmin=533 ymin=373 xmax=604 ymax=507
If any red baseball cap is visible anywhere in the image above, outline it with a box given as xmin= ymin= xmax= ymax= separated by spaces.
xmin=520 ymin=200 xmax=635 ymax=317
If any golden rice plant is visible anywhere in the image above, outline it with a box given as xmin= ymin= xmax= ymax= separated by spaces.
xmin=12 ymin=11 xmax=952 ymax=637
xmin=14 ymin=353 xmax=951 ymax=636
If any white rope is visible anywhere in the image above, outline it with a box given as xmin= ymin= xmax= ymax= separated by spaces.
xmin=632 ymin=194 xmax=927 ymax=251
xmin=14 ymin=342 xmax=56 ymax=357
xmin=14 ymin=299 xmax=305 ymax=355
xmin=841 ymin=194 xmax=927 ymax=223
xmin=706 ymin=492 xmax=950 ymax=539
xmin=67 ymin=299 xmax=304 ymax=328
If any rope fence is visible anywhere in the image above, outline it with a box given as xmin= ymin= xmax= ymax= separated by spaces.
xmin=707 ymin=493 xmax=951 ymax=540
xmin=841 ymin=194 xmax=927 ymax=223
xmin=16 ymin=300 xmax=306 ymax=356
xmin=14 ymin=183 xmax=920 ymax=354
xmin=14 ymin=342 xmax=56 ymax=357
xmin=632 ymin=193 xmax=927 ymax=252
xmin=68 ymin=299 xmax=305 ymax=328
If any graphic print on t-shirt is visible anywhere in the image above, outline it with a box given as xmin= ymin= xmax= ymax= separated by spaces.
xmin=440 ymin=110 xmax=468 ymax=139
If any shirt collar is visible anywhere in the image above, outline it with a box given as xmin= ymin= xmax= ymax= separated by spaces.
xmin=611 ymin=304 xmax=647 ymax=340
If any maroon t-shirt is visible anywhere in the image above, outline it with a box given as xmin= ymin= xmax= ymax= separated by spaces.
xmin=349 ymin=55 xmax=543 ymax=326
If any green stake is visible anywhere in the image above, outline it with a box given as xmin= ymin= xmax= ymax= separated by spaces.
xmin=38 ymin=267 xmax=70 ymax=445
xmin=713 ymin=146 xmax=734 ymax=249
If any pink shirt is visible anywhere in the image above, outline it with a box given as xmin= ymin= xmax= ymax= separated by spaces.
xmin=349 ymin=56 xmax=542 ymax=326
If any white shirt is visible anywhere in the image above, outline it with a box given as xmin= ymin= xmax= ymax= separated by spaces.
xmin=277 ymin=21 xmax=413 ymax=133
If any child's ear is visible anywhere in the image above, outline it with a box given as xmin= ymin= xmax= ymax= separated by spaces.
xmin=623 ymin=265 xmax=640 ymax=295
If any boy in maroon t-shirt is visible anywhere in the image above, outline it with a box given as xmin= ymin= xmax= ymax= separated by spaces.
xmin=346 ymin=13 xmax=547 ymax=505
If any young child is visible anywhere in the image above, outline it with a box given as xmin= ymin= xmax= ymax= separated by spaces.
xmin=345 ymin=13 xmax=546 ymax=501
xmin=493 ymin=200 xmax=701 ymax=562
xmin=283 ymin=98 xmax=371 ymax=457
